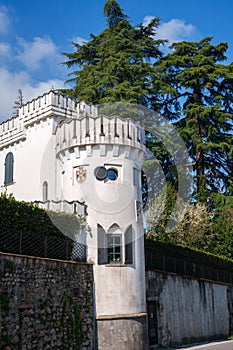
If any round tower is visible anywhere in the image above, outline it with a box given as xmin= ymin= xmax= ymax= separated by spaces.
xmin=56 ymin=107 xmax=148 ymax=350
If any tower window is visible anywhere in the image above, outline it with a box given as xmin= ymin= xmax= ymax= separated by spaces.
xmin=125 ymin=225 xmax=133 ymax=264
xmin=107 ymin=234 xmax=122 ymax=263
xmin=94 ymin=166 xmax=118 ymax=181
xmin=107 ymin=168 xmax=118 ymax=181
xmin=42 ymin=181 xmax=48 ymax=202
xmin=95 ymin=166 xmax=107 ymax=181
xmin=107 ymin=225 xmax=122 ymax=263
xmin=98 ymin=224 xmax=107 ymax=264
xmin=97 ymin=224 xmax=133 ymax=265
xmin=4 ymin=152 xmax=14 ymax=185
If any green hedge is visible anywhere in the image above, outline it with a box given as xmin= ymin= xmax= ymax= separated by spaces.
xmin=0 ymin=194 xmax=83 ymax=240
xmin=146 ymin=237 xmax=233 ymax=272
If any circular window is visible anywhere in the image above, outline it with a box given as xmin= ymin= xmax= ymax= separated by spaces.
xmin=107 ymin=168 xmax=118 ymax=181
xmin=94 ymin=166 xmax=107 ymax=181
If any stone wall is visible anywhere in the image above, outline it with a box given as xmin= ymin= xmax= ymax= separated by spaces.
xmin=0 ymin=252 xmax=94 ymax=350
xmin=146 ymin=270 xmax=232 ymax=347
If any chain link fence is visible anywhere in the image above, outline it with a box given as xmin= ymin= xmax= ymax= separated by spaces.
xmin=0 ymin=230 xmax=87 ymax=262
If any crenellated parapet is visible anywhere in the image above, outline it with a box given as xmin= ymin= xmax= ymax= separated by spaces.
xmin=0 ymin=116 xmax=25 ymax=150
xmin=0 ymin=91 xmax=97 ymax=150
xmin=55 ymin=115 xmax=146 ymax=157
xmin=19 ymin=90 xmax=98 ymax=126
xmin=0 ymin=90 xmax=144 ymax=153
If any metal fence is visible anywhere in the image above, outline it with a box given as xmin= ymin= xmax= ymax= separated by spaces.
xmin=0 ymin=230 xmax=87 ymax=262
xmin=145 ymin=242 xmax=233 ymax=285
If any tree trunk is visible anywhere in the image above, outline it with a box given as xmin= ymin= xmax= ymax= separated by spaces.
xmin=196 ymin=147 xmax=205 ymax=195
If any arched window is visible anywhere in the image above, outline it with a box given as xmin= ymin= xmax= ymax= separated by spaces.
xmin=4 ymin=152 xmax=14 ymax=185
xmin=42 ymin=181 xmax=48 ymax=202
xmin=107 ymin=224 xmax=122 ymax=264
xmin=97 ymin=224 xmax=133 ymax=265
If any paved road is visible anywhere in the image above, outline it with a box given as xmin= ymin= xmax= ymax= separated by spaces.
xmin=174 ymin=339 xmax=233 ymax=350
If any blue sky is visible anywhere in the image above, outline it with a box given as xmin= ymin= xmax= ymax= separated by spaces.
xmin=0 ymin=0 xmax=233 ymax=121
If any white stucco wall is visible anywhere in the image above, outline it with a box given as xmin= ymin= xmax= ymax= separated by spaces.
xmin=0 ymin=91 xmax=84 ymax=202
xmin=147 ymin=271 xmax=229 ymax=347
xmin=0 ymin=119 xmax=56 ymax=201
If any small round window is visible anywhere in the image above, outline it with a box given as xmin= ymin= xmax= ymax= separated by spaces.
xmin=107 ymin=168 xmax=118 ymax=181
xmin=94 ymin=166 xmax=108 ymax=181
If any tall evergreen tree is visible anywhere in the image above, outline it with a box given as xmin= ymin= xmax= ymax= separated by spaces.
xmin=62 ymin=0 xmax=165 ymax=106
xmin=62 ymin=2 xmax=233 ymax=206
xmin=12 ymin=89 xmax=23 ymax=117
xmin=155 ymin=37 xmax=233 ymax=200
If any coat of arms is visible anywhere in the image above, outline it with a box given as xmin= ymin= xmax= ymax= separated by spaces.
xmin=76 ymin=166 xmax=87 ymax=182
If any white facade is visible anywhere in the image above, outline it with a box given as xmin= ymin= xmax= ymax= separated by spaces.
xmin=0 ymin=91 xmax=148 ymax=349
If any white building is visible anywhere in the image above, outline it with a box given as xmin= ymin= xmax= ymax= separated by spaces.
xmin=0 ymin=91 xmax=148 ymax=349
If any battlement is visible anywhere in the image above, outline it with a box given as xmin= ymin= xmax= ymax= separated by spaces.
xmin=0 ymin=90 xmax=145 ymax=153
xmin=56 ymin=115 xmax=146 ymax=155
xmin=0 ymin=116 xmax=25 ymax=150
xmin=0 ymin=91 xmax=98 ymax=149
xmin=19 ymin=91 xmax=98 ymax=125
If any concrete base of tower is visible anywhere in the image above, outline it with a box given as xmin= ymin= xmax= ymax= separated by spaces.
xmin=96 ymin=313 xmax=148 ymax=350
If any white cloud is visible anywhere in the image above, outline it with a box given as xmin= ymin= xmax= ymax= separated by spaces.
xmin=0 ymin=7 xmax=68 ymax=122
xmin=143 ymin=15 xmax=156 ymax=28
xmin=158 ymin=19 xmax=197 ymax=43
xmin=0 ymin=6 xmax=10 ymax=34
xmin=16 ymin=36 xmax=58 ymax=70
xmin=143 ymin=16 xmax=197 ymax=45
xmin=72 ymin=36 xmax=88 ymax=46
xmin=0 ymin=42 xmax=11 ymax=57
xmin=0 ymin=68 xmax=65 ymax=122
xmin=22 ymin=79 xmax=66 ymax=102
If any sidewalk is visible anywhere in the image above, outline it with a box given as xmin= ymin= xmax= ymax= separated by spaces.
xmin=170 ymin=339 xmax=233 ymax=350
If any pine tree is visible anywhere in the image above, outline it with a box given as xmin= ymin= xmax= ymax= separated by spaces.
xmin=103 ymin=0 xmax=126 ymax=27
xmin=12 ymin=89 xmax=23 ymax=117
xmin=155 ymin=37 xmax=233 ymax=200
xmin=62 ymin=0 xmax=165 ymax=106
xmin=62 ymin=3 xmax=233 ymax=204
